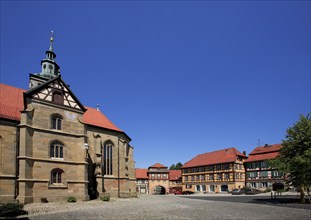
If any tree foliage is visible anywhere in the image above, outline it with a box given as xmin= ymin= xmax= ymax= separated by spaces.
xmin=272 ymin=114 xmax=311 ymax=203
xmin=169 ymin=162 xmax=183 ymax=170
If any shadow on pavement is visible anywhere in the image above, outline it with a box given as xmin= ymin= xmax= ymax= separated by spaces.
xmin=182 ymin=195 xmax=311 ymax=210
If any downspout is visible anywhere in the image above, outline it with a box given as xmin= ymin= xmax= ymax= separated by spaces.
xmin=15 ymin=125 xmax=20 ymax=200
xmin=117 ymin=134 xmax=120 ymax=198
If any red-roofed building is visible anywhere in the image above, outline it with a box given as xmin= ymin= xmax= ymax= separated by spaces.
xmin=169 ymin=170 xmax=182 ymax=194
xmin=0 ymin=35 xmax=136 ymax=203
xmin=135 ymin=169 xmax=149 ymax=194
xmin=182 ymin=148 xmax=247 ymax=193
xmin=244 ymin=144 xmax=285 ymax=190
xmin=135 ymin=164 xmax=182 ymax=195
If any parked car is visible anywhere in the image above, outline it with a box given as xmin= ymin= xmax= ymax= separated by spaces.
xmin=231 ymin=188 xmax=245 ymax=195
xmin=174 ymin=190 xmax=182 ymax=195
xmin=245 ymin=188 xmax=261 ymax=195
xmin=182 ymin=191 xmax=194 ymax=195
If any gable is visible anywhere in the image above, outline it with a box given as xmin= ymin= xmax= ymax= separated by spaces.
xmin=0 ymin=83 xmax=130 ymax=139
xmin=25 ymin=76 xmax=86 ymax=112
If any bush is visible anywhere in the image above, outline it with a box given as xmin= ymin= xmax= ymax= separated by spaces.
xmin=100 ymin=195 xmax=110 ymax=202
xmin=0 ymin=203 xmax=27 ymax=217
xmin=67 ymin=196 xmax=77 ymax=203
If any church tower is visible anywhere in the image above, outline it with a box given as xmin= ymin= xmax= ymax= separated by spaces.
xmin=29 ymin=31 xmax=60 ymax=89
xmin=40 ymin=31 xmax=60 ymax=79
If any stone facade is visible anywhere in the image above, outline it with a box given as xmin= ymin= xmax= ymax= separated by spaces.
xmin=0 ymin=120 xmax=19 ymax=203
xmin=0 ymin=35 xmax=136 ymax=203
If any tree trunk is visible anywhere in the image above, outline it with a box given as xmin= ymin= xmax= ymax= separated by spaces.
xmin=300 ymin=188 xmax=305 ymax=203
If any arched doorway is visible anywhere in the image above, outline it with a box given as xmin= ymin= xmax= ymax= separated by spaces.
xmin=154 ymin=185 xmax=166 ymax=195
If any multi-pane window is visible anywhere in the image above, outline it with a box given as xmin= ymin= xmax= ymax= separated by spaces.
xmin=206 ymin=165 xmax=214 ymax=171
xmin=248 ymin=172 xmax=258 ymax=178
xmin=201 ymin=175 xmax=205 ymax=181
xmin=184 ymin=176 xmax=188 ymax=181
xmin=223 ymin=164 xmax=230 ymax=170
xmin=215 ymin=165 xmax=222 ymax=170
xmin=102 ymin=141 xmax=113 ymax=175
xmin=51 ymin=114 xmax=62 ymax=130
xmin=50 ymin=168 xmax=63 ymax=184
xmin=224 ymin=173 xmax=229 ymax=180
xmin=217 ymin=174 xmax=222 ymax=180
xmin=260 ymin=161 xmax=269 ymax=168
xmin=260 ymin=171 xmax=268 ymax=178
xmin=209 ymin=174 xmax=214 ymax=180
xmin=272 ymin=170 xmax=282 ymax=177
xmin=50 ymin=141 xmax=64 ymax=158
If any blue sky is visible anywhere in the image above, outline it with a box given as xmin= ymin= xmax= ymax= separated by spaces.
xmin=1 ymin=1 xmax=310 ymax=169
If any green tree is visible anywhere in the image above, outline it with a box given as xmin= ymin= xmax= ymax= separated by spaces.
xmin=273 ymin=114 xmax=311 ymax=203
xmin=169 ymin=162 xmax=183 ymax=170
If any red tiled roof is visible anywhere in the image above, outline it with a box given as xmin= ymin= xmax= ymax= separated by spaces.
xmin=135 ymin=168 xmax=148 ymax=179
xmin=169 ymin=170 xmax=182 ymax=180
xmin=148 ymin=163 xmax=167 ymax=169
xmin=249 ymin=144 xmax=282 ymax=155
xmin=182 ymin=148 xmax=247 ymax=168
xmin=0 ymin=83 xmax=123 ymax=132
xmin=83 ymin=107 xmax=122 ymax=132
xmin=244 ymin=144 xmax=282 ymax=162
xmin=244 ymin=152 xmax=280 ymax=162
xmin=0 ymin=84 xmax=25 ymax=121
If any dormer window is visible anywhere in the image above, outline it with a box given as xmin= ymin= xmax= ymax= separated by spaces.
xmin=52 ymin=91 xmax=64 ymax=104
xmin=51 ymin=114 xmax=62 ymax=130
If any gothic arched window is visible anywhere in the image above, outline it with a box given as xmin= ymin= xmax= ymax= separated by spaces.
xmin=50 ymin=168 xmax=64 ymax=184
xmin=102 ymin=141 xmax=113 ymax=175
xmin=50 ymin=140 xmax=64 ymax=158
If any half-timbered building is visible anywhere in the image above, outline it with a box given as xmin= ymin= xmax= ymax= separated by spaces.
xmin=181 ymin=148 xmax=247 ymax=193
xmin=244 ymin=144 xmax=285 ymax=190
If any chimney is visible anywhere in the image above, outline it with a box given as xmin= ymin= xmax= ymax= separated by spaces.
xmin=243 ymin=151 xmax=246 ymax=156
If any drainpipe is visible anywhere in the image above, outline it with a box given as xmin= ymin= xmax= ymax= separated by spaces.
xmin=15 ymin=126 xmax=20 ymax=201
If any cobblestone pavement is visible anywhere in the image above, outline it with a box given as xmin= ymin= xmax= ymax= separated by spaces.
xmin=22 ymin=194 xmax=311 ymax=220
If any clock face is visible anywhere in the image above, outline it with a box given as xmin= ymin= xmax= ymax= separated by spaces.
xmin=65 ymin=111 xmax=77 ymax=120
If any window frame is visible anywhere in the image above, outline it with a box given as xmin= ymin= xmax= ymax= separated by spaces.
xmin=50 ymin=168 xmax=64 ymax=185
xmin=50 ymin=140 xmax=64 ymax=159
xmin=51 ymin=114 xmax=63 ymax=130
xmin=102 ymin=141 xmax=114 ymax=176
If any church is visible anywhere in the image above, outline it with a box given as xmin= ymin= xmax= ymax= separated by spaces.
xmin=0 ymin=33 xmax=137 ymax=203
